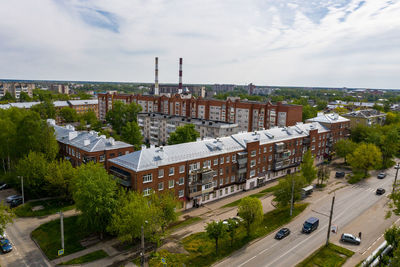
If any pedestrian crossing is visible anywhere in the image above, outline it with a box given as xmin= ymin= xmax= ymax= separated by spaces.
xmin=351 ymin=184 xmax=390 ymax=196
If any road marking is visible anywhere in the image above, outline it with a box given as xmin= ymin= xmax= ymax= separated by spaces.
xmin=258 ymin=242 xmax=280 ymax=255
xmin=238 ymin=255 xmax=257 ymax=267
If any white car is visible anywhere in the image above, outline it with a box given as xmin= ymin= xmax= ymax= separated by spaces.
xmin=0 ymin=233 xmax=7 ymax=240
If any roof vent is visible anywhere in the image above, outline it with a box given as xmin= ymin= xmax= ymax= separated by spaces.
xmin=68 ymin=131 xmax=78 ymax=140
xmin=108 ymin=137 xmax=115 ymax=146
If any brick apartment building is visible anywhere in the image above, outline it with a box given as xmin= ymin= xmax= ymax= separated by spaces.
xmin=98 ymin=93 xmax=302 ymax=132
xmin=48 ymin=119 xmax=133 ymax=167
xmin=107 ymin=114 xmax=349 ymax=209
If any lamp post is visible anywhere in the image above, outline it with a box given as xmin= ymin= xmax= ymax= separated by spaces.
xmin=18 ymin=176 xmax=24 ymax=204
xmin=393 ymin=163 xmax=400 ymax=195
xmin=141 ymin=220 xmax=148 ymax=267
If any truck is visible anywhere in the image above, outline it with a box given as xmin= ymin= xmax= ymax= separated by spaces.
xmin=302 ymin=217 xmax=319 ymax=234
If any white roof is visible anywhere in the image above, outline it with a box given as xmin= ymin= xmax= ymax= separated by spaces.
xmin=109 ymin=121 xmax=329 ymax=172
xmin=306 ymin=113 xmax=349 ymax=124
xmin=53 ymin=101 xmax=69 ymax=107
xmin=68 ymin=99 xmax=98 ymax=106
xmin=0 ymin=104 xmax=11 ymax=109
xmin=9 ymin=102 xmax=40 ymax=108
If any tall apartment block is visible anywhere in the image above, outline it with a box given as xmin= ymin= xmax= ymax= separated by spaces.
xmin=0 ymin=82 xmax=35 ymax=99
xmin=107 ymin=114 xmax=350 ymax=209
xmin=98 ymin=93 xmax=302 ymax=132
xmin=138 ymin=112 xmax=240 ymax=146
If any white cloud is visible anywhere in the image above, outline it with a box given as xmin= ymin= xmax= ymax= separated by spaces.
xmin=0 ymin=0 xmax=399 ymax=88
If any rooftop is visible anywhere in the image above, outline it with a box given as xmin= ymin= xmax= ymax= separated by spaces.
xmin=306 ymin=113 xmax=349 ymax=124
xmin=342 ymin=109 xmax=386 ymax=118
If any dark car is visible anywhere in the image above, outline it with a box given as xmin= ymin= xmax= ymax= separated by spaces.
xmin=302 ymin=217 xmax=319 ymax=233
xmin=275 ymin=228 xmax=291 ymax=240
xmin=0 ymin=183 xmax=9 ymax=190
xmin=6 ymin=195 xmax=22 ymax=203
xmin=335 ymin=172 xmax=345 ymax=178
xmin=377 ymin=173 xmax=387 ymax=179
xmin=10 ymin=198 xmax=23 ymax=208
xmin=0 ymin=239 xmax=12 ymax=253
xmin=376 ymin=188 xmax=386 ymax=195
xmin=341 ymin=233 xmax=361 ymax=245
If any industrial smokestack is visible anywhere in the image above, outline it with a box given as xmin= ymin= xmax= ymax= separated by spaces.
xmin=154 ymin=57 xmax=159 ymax=95
xmin=178 ymin=58 xmax=183 ymax=91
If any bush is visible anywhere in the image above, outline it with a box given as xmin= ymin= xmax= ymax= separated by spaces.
xmin=348 ymin=171 xmax=369 ymax=184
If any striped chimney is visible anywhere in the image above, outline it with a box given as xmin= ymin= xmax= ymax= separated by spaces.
xmin=178 ymin=58 xmax=183 ymax=90
xmin=154 ymin=57 xmax=159 ymax=95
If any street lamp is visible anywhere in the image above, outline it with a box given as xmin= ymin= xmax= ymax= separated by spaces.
xmin=18 ymin=176 xmax=24 ymax=204
xmin=392 ymin=163 xmax=400 ymax=195
xmin=141 ymin=220 xmax=148 ymax=267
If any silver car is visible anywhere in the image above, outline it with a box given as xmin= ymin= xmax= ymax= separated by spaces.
xmin=341 ymin=233 xmax=361 ymax=245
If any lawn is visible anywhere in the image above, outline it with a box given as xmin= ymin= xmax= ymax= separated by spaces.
xmin=14 ymin=198 xmax=75 ymax=217
xmin=60 ymin=250 xmax=108 ymax=265
xmin=167 ymin=216 xmax=202 ymax=233
xmin=147 ymin=203 xmax=308 ymax=267
xmin=296 ymin=243 xmax=355 ymax=267
xmin=222 ymin=185 xmax=279 ymax=208
xmin=31 ymin=215 xmax=92 ymax=260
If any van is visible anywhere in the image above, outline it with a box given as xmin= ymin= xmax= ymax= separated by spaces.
xmin=302 ymin=217 xmax=319 ymax=233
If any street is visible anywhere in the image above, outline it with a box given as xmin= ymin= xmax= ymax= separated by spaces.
xmin=214 ymin=168 xmax=398 ymax=267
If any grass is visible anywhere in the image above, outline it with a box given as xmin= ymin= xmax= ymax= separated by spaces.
xmin=222 ymin=185 xmax=279 ymax=208
xmin=167 ymin=216 xmax=202 ymax=233
xmin=31 ymin=215 xmax=92 ymax=260
xmin=146 ymin=203 xmax=309 ymax=267
xmin=60 ymin=250 xmax=108 ymax=265
xmin=296 ymin=243 xmax=354 ymax=267
xmin=14 ymin=198 xmax=75 ymax=217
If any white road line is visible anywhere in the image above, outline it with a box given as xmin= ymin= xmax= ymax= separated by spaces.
xmin=259 ymin=242 xmax=280 ymax=255
xmin=238 ymin=255 xmax=257 ymax=267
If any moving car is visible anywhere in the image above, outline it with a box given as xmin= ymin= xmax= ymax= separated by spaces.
xmin=0 ymin=239 xmax=12 ymax=253
xmin=6 ymin=195 xmax=22 ymax=203
xmin=275 ymin=228 xmax=291 ymax=240
xmin=376 ymin=188 xmax=386 ymax=195
xmin=341 ymin=233 xmax=361 ymax=245
xmin=377 ymin=173 xmax=387 ymax=179
xmin=335 ymin=172 xmax=345 ymax=178
xmin=302 ymin=217 xmax=319 ymax=233
xmin=10 ymin=198 xmax=23 ymax=208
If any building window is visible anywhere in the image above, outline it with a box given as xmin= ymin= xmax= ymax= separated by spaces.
xmin=179 ymin=177 xmax=184 ymax=185
xmin=220 ymin=157 xmax=224 ymax=164
xmin=169 ymin=180 xmax=175 ymax=188
xmin=226 ymin=156 xmax=230 ymax=163
xmin=231 ymin=175 xmax=235 ymax=183
xmin=143 ymin=174 xmax=153 ymax=183
xmin=203 ymin=160 xmax=211 ymax=168
xmin=158 ymin=182 xmax=164 ymax=191
xmin=143 ymin=188 xmax=152 ymax=196
xmin=220 ymin=168 xmax=223 ymax=175
xmin=214 ymin=159 xmax=218 ymax=166
xmin=178 ymin=189 xmax=184 ymax=198
xmin=268 ymin=155 xmax=272 ymax=161
xmin=251 ymin=150 xmax=256 ymax=157
xmin=225 ymin=187 xmax=228 ymax=194
xmin=231 ymin=186 xmax=234 ymax=193
xmin=179 ymin=165 xmax=185 ymax=173
xmin=232 ymin=155 xmax=236 ymax=162
xmin=169 ymin=167 xmax=174 ymax=176
xmin=264 ymin=147 xmax=267 ymax=153
xmin=158 ymin=169 xmax=164 ymax=178
xmin=225 ymin=177 xmax=229 ymax=184
xmin=99 ymin=154 xmax=105 ymax=162
xmin=269 ymin=146 xmax=272 ymax=152
xmin=220 ymin=179 xmax=223 ymax=186
xmin=250 ymin=170 xmax=256 ymax=177
xmin=250 ymin=160 xmax=256 ymax=167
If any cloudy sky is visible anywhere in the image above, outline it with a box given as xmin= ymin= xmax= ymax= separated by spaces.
xmin=1 ymin=0 xmax=399 ymax=88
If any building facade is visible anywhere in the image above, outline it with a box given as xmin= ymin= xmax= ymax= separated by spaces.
xmin=138 ymin=112 xmax=240 ymax=146
xmin=0 ymin=82 xmax=35 ymax=99
xmin=107 ymin=114 xmax=349 ymax=209
xmin=98 ymin=93 xmax=302 ymax=132
xmin=48 ymin=119 xmax=134 ymax=167
xmin=341 ymin=109 xmax=386 ymax=129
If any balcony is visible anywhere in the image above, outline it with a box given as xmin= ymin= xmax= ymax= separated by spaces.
xmin=275 ymin=150 xmax=291 ymax=161
xmin=238 ymin=168 xmax=247 ymax=174
xmin=275 ymin=142 xmax=285 ymax=153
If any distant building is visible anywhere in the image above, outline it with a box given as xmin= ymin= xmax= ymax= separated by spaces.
xmin=0 ymin=82 xmax=35 ymax=99
xmin=212 ymin=84 xmax=235 ymax=92
xmin=341 ymin=109 xmax=386 ymax=128
xmin=48 ymin=119 xmax=134 ymax=167
xmin=50 ymin=84 xmax=70 ymax=95
xmin=138 ymin=112 xmax=240 ymax=146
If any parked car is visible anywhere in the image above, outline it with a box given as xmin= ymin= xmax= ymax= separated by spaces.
xmin=275 ymin=228 xmax=291 ymax=240
xmin=335 ymin=172 xmax=345 ymax=178
xmin=0 ymin=239 xmax=12 ymax=253
xmin=0 ymin=233 xmax=6 ymax=240
xmin=10 ymin=198 xmax=23 ymax=208
xmin=0 ymin=183 xmax=9 ymax=190
xmin=341 ymin=233 xmax=361 ymax=245
xmin=302 ymin=217 xmax=319 ymax=233
xmin=376 ymin=188 xmax=386 ymax=195
xmin=6 ymin=195 xmax=22 ymax=203
xmin=232 ymin=216 xmax=244 ymax=223
xmin=377 ymin=173 xmax=387 ymax=179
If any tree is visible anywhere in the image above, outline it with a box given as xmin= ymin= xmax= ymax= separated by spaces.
xmin=317 ymin=165 xmax=329 ymax=186
xmin=19 ymin=92 xmax=32 ymax=102
xmin=80 ymin=110 xmax=101 ymax=130
xmin=379 ymin=127 xmax=399 ymax=168
xmin=350 ymin=124 xmax=370 ymax=143
xmin=0 ymin=116 xmax=17 ymax=172
xmin=333 ymin=106 xmax=348 ymax=114
xmin=150 ymin=191 xmax=179 ymax=234
xmin=1 ymin=92 xmax=15 ymax=101
xmin=273 ymin=174 xmax=305 ymax=208
xmin=31 ymin=100 xmax=56 ymax=119
xmin=167 ymin=124 xmax=200 ymax=145
xmin=385 ymin=226 xmax=400 ymax=251
xmin=385 ymin=112 xmax=400 ymax=125
xmin=302 ymin=105 xmax=317 ymax=122
xmin=72 ymin=163 xmax=118 ymax=239
xmin=226 ymin=218 xmax=239 ymax=247
xmin=347 ymin=143 xmax=382 ymax=177
xmin=237 ymin=197 xmax=263 ymax=237
xmin=44 ymin=159 xmax=76 ymax=200
xmin=334 ymin=139 xmax=357 ymax=164
xmin=0 ymin=202 xmax=15 ymax=236
xmin=301 ymin=150 xmax=317 ymax=184
xmin=59 ymin=107 xmax=78 ymax=122
xmin=205 ymin=220 xmax=227 ymax=255
xmin=121 ymin=121 xmax=143 ymax=150
xmin=316 ymin=101 xmax=327 ymax=111
xmin=106 ymin=101 xmax=142 ymax=134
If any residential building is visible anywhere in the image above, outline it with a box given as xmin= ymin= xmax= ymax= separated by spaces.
xmin=138 ymin=112 xmax=240 ymax=146
xmin=50 ymin=84 xmax=70 ymax=95
xmin=341 ymin=109 xmax=386 ymax=128
xmin=98 ymin=92 xmax=302 ymax=131
xmin=0 ymin=82 xmax=35 ymax=99
xmin=48 ymin=119 xmax=134 ymax=167
xmin=107 ymin=114 xmax=349 ymax=209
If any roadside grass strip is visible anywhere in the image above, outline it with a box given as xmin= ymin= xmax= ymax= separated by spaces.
xmin=222 ymin=185 xmax=279 ymax=208
xmin=296 ymin=242 xmax=354 ymax=267
xmin=14 ymin=198 xmax=75 ymax=217
xmin=60 ymin=250 xmax=108 ymax=265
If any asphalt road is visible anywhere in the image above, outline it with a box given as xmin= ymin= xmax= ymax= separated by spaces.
xmin=214 ymin=168 xmax=397 ymax=267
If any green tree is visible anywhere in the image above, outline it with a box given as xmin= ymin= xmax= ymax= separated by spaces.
xmin=385 ymin=112 xmax=400 ymax=125
xmin=31 ymin=100 xmax=56 ymax=119
xmin=316 ymin=100 xmax=327 ymax=111
xmin=0 ymin=116 xmax=17 ymax=172
xmin=226 ymin=218 xmax=239 ymax=247
xmin=379 ymin=127 xmax=399 ymax=168
xmin=317 ymin=165 xmax=329 ymax=186
xmin=72 ymin=163 xmax=118 ymax=239
xmin=58 ymin=107 xmax=78 ymax=122
xmin=150 ymin=191 xmax=179 ymax=234
xmin=105 ymin=101 xmax=142 ymax=134
xmin=237 ymin=197 xmax=263 ymax=237
xmin=121 ymin=121 xmax=143 ymax=150
xmin=385 ymin=226 xmax=400 ymax=251
xmin=19 ymin=92 xmax=32 ymax=102
xmin=334 ymin=139 xmax=357 ymax=164
xmin=80 ymin=110 xmax=101 ymax=130
xmin=301 ymin=150 xmax=317 ymax=184
xmin=302 ymin=105 xmax=317 ymax=122
xmin=167 ymin=124 xmax=200 ymax=145
xmin=44 ymin=159 xmax=76 ymax=199
xmin=273 ymin=174 xmax=305 ymax=208
xmin=347 ymin=143 xmax=382 ymax=177
xmin=350 ymin=124 xmax=370 ymax=143
xmin=1 ymin=92 xmax=15 ymax=101
xmin=205 ymin=220 xmax=227 ymax=255
xmin=0 ymin=202 xmax=15 ymax=236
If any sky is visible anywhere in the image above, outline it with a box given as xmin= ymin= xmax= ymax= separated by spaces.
xmin=0 ymin=0 xmax=400 ymax=89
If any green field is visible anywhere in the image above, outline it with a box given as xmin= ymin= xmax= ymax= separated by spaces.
xmin=14 ymin=198 xmax=75 ymax=217
xmin=60 ymin=250 xmax=108 ymax=265
xmin=222 ymin=185 xmax=279 ymax=208
xmin=297 ymin=243 xmax=355 ymax=267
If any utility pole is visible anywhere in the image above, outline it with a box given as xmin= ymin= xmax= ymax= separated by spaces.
xmin=141 ymin=225 xmax=145 ymax=267
xmin=392 ymin=163 xmax=400 ymax=195
xmin=326 ymin=195 xmax=335 ymax=246
xmin=20 ymin=176 xmax=24 ymax=204
xmin=290 ymin=175 xmax=295 ymax=217
xmin=60 ymin=211 xmax=64 ymax=250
